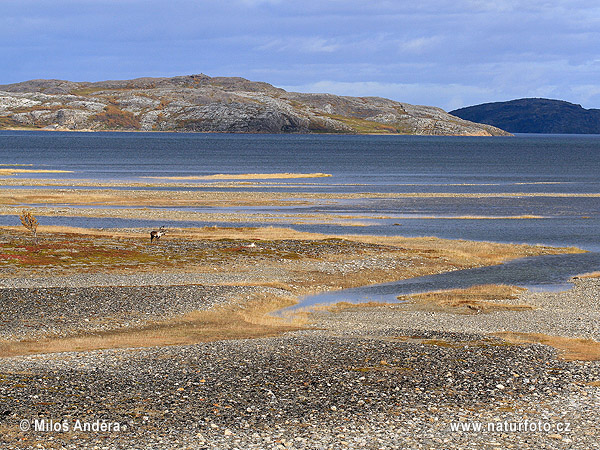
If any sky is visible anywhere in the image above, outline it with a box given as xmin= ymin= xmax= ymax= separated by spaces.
xmin=2 ymin=0 xmax=600 ymax=111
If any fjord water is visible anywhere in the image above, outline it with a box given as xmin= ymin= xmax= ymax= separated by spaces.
xmin=1 ymin=131 xmax=600 ymax=301
xmin=1 ymin=131 xmax=599 ymax=192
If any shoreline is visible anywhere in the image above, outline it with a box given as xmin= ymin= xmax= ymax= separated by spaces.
xmin=1 ymin=268 xmax=599 ymax=449
xmin=0 ymin=127 xmax=508 ymax=137
xmin=0 ymin=226 xmax=580 ymax=354
xmin=0 ymin=226 xmax=598 ymax=448
xmin=1 ymin=165 xmax=599 ymax=447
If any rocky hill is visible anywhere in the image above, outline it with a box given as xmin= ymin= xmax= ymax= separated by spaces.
xmin=450 ymin=98 xmax=600 ymax=134
xmin=0 ymin=74 xmax=509 ymax=135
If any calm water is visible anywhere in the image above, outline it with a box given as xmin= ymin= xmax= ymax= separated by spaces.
xmin=1 ymin=131 xmax=599 ymax=190
xmin=1 ymin=131 xmax=600 ymax=304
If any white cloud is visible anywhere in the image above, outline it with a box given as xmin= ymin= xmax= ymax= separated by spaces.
xmin=257 ymin=37 xmax=340 ymax=53
xmin=398 ymin=37 xmax=441 ymax=54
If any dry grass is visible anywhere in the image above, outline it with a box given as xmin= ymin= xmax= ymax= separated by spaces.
xmin=0 ymin=294 xmax=304 ymax=357
xmin=397 ymin=284 xmax=532 ymax=314
xmin=351 ymin=235 xmax=583 ymax=265
xmin=93 ymin=104 xmax=140 ymax=130
xmin=575 ymin=271 xmax=600 ymax=279
xmin=495 ymin=332 xmax=600 ymax=361
xmin=144 ymin=172 xmax=332 ymax=180
xmin=318 ymin=301 xmax=399 ymax=312
xmin=391 ymin=335 xmax=516 ymax=348
xmin=0 ymin=169 xmax=72 ymax=176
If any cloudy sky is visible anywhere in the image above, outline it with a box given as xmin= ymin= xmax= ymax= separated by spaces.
xmin=2 ymin=0 xmax=600 ymax=110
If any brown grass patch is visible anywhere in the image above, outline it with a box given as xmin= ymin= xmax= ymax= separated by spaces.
xmin=0 ymin=232 xmax=173 ymax=275
xmin=93 ymin=104 xmax=140 ymax=130
xmin=397 ymin=284 xmax=531 ymax=314
xmin=495 ymin=332 xmax=600 ymax=361
xmin=318 ymin=301 xmax=399 ymax=312
xmin=0 ymin=169 xmax=72 ymax=176
xmin=0 ymin=294 xmax=304 ymax=357
xmin=575 ymin=271 xmax=600 ymax=279
xmin=391 ymin=335 xmax=516 ymax=348
xmin=344 ymin=235 xmax=583 ymax=266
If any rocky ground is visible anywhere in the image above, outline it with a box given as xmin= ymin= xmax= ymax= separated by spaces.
xmin=0 ymin=284 xmax=286 ymax=340
xmin=0 ymin=74 xmax=510 ymax=135
xmin=318 ymin=278 xmax=600 ymax=341
xmin=1 ymin=276 xmax=599 ymax=449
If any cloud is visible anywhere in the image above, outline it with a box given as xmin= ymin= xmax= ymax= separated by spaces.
xmin=257 ymin=37 xmax=340 ymax=53
xmin=1 ymin=0 xmax=600 ymax=109
xmin=398 ymin=37 xmax=441 ymax=54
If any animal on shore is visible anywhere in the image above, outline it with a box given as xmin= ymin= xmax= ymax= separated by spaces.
xmin=150 ymin=226 xmax=167 ymax=243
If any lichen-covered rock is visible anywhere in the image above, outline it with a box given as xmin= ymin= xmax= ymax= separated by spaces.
xmin=0 ymin=75 xmax=511 ymax=135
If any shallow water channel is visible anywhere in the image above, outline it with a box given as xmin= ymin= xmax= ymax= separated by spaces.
xmin=277 ymin=252 xmax=600 ymax=315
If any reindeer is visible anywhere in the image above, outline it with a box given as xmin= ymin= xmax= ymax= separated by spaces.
xmin=150 ymin=226 xmax=167 ymax=243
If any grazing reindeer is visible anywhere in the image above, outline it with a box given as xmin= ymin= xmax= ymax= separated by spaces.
xmin=150 ymin=226 xmax=167 ymax=243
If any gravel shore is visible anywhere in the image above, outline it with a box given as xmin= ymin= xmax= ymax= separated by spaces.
xmin=0 ymin=283 xmax=289 ymax=340
xmin=315 ymin=278 xmax=600 ymax=341
xmin=1 ymin=276 xmax=599 ymax=448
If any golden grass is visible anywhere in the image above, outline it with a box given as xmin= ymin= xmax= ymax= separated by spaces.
xmin=144 ymin=172 xmax=333 ymax=180
xmin=0 ymin=294 xmax=305 ymax=357
xmin=495 ymin=332 xmax=600 ymax=361
xmin=350 ymin=235 xmax=583 ymax=266
xmin=397 ymin=284 xmax=532 ymax=314
xmin=318 ymin=301 xmax=399 ymax=312
xmin=391 ymin=335 xmax=516 ymax=348
xmin=576 ymin=271 xmax=600 ymax=279
xmin=0 ymin=169 xmax=73 ymax=176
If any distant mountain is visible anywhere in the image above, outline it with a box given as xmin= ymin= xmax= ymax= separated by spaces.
xmin=450 ymin=98 xmax=600 ymax=134
xmin=0 ymin=74 xmax=510 ymax=135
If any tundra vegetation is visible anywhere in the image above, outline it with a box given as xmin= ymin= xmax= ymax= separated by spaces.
xmin=0 ymin=226 xmax=579 ymax=356
xmin=18 ymin=210 xmax=38 ymax=240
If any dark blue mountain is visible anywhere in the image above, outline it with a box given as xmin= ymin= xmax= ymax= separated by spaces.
xmin=451 ymin=98 xmax=600 ymax=134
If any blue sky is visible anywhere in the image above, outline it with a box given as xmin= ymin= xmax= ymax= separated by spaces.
xmin=2 ymin=0 xmax=600 ymax=110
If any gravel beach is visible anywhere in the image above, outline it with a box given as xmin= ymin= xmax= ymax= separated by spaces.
xmin=1 ymin=276 xmax=599 ymax=449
